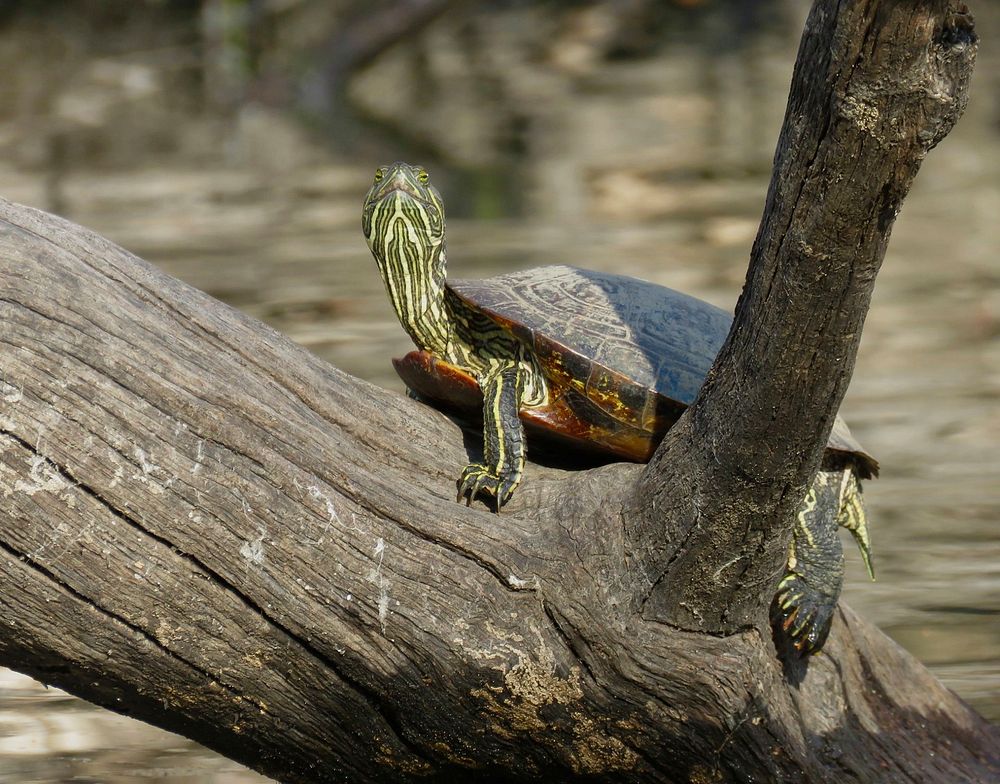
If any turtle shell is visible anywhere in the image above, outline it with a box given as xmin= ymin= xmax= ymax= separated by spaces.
xmin=395 ymin=265 xmax=877 ymax=477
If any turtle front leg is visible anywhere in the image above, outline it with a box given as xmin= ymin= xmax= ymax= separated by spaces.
xmin=457 ymin=360 xmax=525 ymax=510
xmin=773 ymin=468 xmax=876 ymax=654
xmin=773 ymin=471 xmax=847 ymax=654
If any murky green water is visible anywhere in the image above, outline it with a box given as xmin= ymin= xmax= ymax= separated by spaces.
xmin=0 ymin=1 xmax=997 ymax=781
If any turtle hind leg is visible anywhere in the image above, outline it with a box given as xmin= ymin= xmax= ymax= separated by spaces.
xmin=457 ymin=360 xmax=525 ymax=510
xmin=772 ymin=472 xmax=846 ymax=655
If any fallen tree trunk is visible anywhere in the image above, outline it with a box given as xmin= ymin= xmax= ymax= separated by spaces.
xmin=0 ymin=1 xmax=995 ymax=782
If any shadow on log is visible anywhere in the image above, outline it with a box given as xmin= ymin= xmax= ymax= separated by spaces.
xmin=0 ymin=1 xmax=996 ymax=782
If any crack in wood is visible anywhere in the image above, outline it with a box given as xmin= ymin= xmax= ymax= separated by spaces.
xmin=540 ymin=599 xmax=599 ymax=690
xmin=352 ymin=492 xmax=536 ymax=598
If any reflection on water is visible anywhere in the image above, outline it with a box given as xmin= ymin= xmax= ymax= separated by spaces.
xmin=0 ymin=1 xmax=998 ymax=781
xmin=0 ymin=669 xmax=269 ymax=783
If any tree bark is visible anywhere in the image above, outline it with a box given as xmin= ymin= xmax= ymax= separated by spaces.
xmin=0 ymin=2 xmax=994 ymax=783
xmin=625 ymin=0 xmax=979 ymax=631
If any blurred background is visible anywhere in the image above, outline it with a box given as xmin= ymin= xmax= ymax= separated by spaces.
xmin=0 ymin=0 xmax=996 ymax=780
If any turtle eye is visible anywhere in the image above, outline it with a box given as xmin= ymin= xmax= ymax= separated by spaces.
xmin=417 ymin=169 xmax=429 ymax=184
xmin=373 ymin=168 xmax=385 ymax=182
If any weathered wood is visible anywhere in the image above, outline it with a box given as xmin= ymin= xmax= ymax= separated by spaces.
xmin=0 ymin=1 xmax=995 ymax=782
xmin=625 ymin=0 xmax=979 ymax=633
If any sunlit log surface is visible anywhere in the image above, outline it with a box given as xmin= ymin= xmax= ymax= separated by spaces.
xmin=1 ymin=2 xmax=996 ymax=782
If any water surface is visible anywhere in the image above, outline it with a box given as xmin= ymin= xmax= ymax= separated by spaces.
xmin=0 ymin=2 xmax=997 ymax=780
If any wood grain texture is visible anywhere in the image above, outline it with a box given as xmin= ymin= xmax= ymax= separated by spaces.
xmin=625 ymin=0 xmax=980 ymax=634
xmin=0 ymin=2 xmax=995 ymax=782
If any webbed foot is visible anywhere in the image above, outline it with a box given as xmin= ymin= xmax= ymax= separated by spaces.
xmin=772 ymin=572 xmax=838 ymax=655
xmin=456 ymin=463 xmax=519 ymax=510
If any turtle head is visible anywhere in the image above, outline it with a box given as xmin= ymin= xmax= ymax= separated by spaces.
xmin=362 ymin=162 xmax=450 ymax=353
xmin=362 ymin=162 xmax=446 ymax=272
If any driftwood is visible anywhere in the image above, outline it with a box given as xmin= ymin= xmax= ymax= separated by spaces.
xmin=0 ymin=1 xmax=995 ymax=782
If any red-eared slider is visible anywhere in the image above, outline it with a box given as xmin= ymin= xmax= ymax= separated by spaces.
xmin=362 ymin=161 xmax=876 ymax=653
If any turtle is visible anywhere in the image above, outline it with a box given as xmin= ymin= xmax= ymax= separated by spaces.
xmin=362 ymin=161 xmax=876 ymax=653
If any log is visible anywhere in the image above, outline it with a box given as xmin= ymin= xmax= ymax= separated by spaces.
xmin=0 ymin=1 xmax=995 ymax=782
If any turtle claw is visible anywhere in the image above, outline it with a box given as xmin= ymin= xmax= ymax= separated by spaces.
xmin=456 ymin=464 xmax=518 ymax=510
xmin=496 ymin=475 xmax=519 ymax=507
xmin=773 ymin=574 xmax=837 ymax=656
